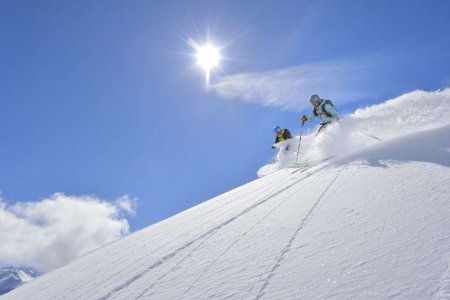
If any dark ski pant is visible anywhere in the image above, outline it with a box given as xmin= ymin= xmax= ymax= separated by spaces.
xmin=315 ymin=123 xmax=330 ymax=135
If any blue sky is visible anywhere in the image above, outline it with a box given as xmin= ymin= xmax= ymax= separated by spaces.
xmin=1 ymin=0 xmax=449 ymax=232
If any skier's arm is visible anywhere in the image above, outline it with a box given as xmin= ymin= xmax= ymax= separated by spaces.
xmin=301 ymin=114 xmax=316 ymax=123
xmin=308 ymin=113 xmax=317 ymax=122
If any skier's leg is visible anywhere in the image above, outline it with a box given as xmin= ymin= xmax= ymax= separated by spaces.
xmin=315 ymin=123 xmax=329 ymax=135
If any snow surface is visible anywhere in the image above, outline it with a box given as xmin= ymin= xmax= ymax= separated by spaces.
xmin=2 ymin=89 xmax=450 ymax=300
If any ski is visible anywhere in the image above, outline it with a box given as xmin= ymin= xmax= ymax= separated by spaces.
xmin=286 ymin=156 xmax=334 ymax=170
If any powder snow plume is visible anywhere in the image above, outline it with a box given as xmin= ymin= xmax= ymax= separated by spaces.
xmin=258 ymin=88 xmax=450 ymax=176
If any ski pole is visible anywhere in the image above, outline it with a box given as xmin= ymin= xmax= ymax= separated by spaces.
xmin=295 ymin=121 xmax=305 ymax=163
xmin=358 ymin=129 xmax=381 ymax=141
xmin=364 ymin=132 xmax=382 ymax=141
xmin=340 ymin=120 xmax=381 ymax=141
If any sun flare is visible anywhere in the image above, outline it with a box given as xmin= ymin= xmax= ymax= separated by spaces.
xmin=196 ymin=44 xmax=221 ymax=72
xmin=188 ymin=38 xmax=223 ymax=88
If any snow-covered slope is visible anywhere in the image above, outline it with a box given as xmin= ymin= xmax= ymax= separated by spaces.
xmin=0 ymin=267 xmax=38 ymax=296
xmin=3 ymin=90 xmax=450 ymax=300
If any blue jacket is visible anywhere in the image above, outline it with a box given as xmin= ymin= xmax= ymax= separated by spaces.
xmin=309 ymin=100 xmax=339 ymax=124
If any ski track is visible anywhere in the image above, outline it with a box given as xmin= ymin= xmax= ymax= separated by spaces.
xmin=289 ymin=156 xmax=335 ymax=175
xmin=142 ymin=163 xmax=331 ymax=299
xmin=96 ymin=161 xmax=333 ymax=300
xmin=90 ymin=163 xmax=327 ymax=299
xmin=255 ymin=171 xmax=342 ymax=300
xmin=370 ymin=166 xmax=396 ymax=284
xmin=178 ymin=169 xmax=321 ymax=300
xmin=141 ymin=161 xmax=333 ymax=299
xmin=244 ymin=171 xmax=338 ymax=297
xmin=179 ymin=238 xmax=240 ymax=300
xmin=436 ymin=263 xmax=450 ymax=299
xmin=76 ymin=168 xmax=294 ymax=299
xmin=101 ymin=172 xmax=294 ymax=299
xmin=132 ymin=231 xmax=215 ymax=300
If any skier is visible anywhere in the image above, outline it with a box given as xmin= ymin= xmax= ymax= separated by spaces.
xmin=301 ymin=94 xmax=340 ymax=135
xmin=272 ymin=126 xmax=292 ymax=150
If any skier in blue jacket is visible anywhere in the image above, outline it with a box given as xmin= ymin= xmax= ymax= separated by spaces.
xmin=301 ymin=94 xmax=340 ymax=134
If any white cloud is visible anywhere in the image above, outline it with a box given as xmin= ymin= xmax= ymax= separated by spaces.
xmin=115 ymin=195 xmax=137 ymax=217
xmin=212 ymin=58 xmax=376 ymax=111
xmin=0 ymin=193 xmax=136 ymax=272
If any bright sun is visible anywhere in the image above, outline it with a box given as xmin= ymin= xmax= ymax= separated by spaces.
xmin=196 ymin=44 xmax=221 ymax=72
xmin=188 ymin=38 xmax=223 ymax=88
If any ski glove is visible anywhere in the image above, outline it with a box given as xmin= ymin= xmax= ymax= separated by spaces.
xmin=301 ymin=115 xmax=308 ymax=122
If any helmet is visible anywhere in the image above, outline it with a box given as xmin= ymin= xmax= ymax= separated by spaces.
xmin=273 ymin=126 xmax=281 ymax=133
xmin=310 ymin=94 xmax=321 ymax=106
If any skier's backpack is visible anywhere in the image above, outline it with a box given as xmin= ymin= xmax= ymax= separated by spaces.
xmin=284 ymin=129 xmax=292 ymax=139
xmin=313 ymin=99 xmax=335 ymax=117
